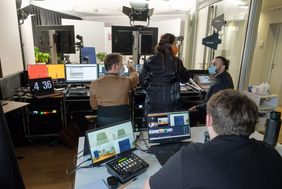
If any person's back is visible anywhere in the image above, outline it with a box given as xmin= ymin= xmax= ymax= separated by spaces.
xmin=90 ymin=53 xmax=138 ymax=126
xmin=140 ymin=33 xmax=191 ymax=113
xmin=91 ymin=74 xmax=134 ymax=107
xmin=144 ymin=89 xmax=282 ymax=189
xmin=174 ymin=136 xmax=282 ymax=189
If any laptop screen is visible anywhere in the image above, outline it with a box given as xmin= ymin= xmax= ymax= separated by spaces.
xmin=147 ymin=111 xmax=191 ymax=144
xmin=86 ymin=121 xmax=135 ymax=165
xmin=29 ymin=77 xmax=54 ymax=94
xmin=65 ymin=64 xmax=97 ymax=83
xmin=194 ymin=74 xmax=212 ymax=85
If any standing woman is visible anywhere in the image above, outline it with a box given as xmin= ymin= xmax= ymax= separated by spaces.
xmin=140 ymin=33 xmax=191 ymax=113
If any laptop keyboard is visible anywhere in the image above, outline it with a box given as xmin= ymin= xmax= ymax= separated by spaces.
xmin=150 ymin=142 xmax=192 ymax=165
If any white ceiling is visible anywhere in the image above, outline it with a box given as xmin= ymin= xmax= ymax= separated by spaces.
xmin=27 ymin=0 xmax=282 ymax=25
xmin=29 ymin=0 xmax=195 ymax=21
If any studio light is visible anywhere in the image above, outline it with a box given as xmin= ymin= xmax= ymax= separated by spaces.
xmin=122 ymin=2 xmax=154 ymax=26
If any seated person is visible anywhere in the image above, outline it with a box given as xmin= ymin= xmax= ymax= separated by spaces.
xmin=144 ymin=89 xmax=282 ymax=189
xmin=90 ymin=53 xmax=138 ymax=126
xmin=189 ymin=56 xmax=234 ymax=125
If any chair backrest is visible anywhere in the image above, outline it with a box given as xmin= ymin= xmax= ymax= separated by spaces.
xmin=96 ymin=105 xmax=130 ymax=127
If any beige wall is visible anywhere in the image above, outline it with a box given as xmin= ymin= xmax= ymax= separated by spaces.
xmin=250 ymin=8 xmax=282 ymax=85
xmin=0 ymin=0 xmax=24 ymax=77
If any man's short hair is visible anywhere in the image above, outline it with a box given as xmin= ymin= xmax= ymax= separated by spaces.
xmin=104 ymin=53 xmax=123 ymax=71
xmin=207 ymin=89 xmax=258 ymax=136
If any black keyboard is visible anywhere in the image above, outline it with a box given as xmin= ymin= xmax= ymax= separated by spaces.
xmin=67 ymin=88 xmax=89 ymax=96
xmin=150 ymin=142 xmax=192 ymax=165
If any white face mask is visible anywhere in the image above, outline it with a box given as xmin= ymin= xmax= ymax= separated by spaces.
xmin=119 ymin=65 xmax=125 ymax=75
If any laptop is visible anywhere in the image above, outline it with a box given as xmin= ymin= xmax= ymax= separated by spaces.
xmin=147 ymin=111 xmax=192 ymax=165
xmin=29 ymin=77 xmax=62 ymax=98
xmin=84 ymin=121 xmax=136 ymax=165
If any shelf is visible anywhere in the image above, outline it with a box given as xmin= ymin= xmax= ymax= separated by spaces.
xmin=243 ymin=91 xmax=278 ymax=111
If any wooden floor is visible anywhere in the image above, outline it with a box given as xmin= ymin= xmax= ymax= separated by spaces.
xmin=15 ymin=142 xmax=77 ymax=189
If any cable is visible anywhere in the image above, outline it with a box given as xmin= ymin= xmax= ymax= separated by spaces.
xmin=135 ymin=131 xmax=152 ymax=154
xmin=66 ymin=158 xmax=91 ymax=175
xmin=73 ymin=149 xmax=85 ymax=166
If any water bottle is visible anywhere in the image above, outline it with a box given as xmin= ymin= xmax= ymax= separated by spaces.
xmin=263 ymin=111 xmax=281 ymax=146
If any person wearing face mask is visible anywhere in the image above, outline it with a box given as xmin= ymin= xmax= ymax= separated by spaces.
xmin=140 ymin=33 xmax=192 ymax=113
xmin=188 ymin=56 xmax=234 ymax=124
xmin=90 ymin=53 xmax=138 ymax=125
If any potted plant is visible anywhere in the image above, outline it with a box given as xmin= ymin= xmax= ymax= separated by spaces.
xmin=34 ymin=47 xmax=50 ymax=63
xmin=96 ymin=52 xmax=107 ymax=63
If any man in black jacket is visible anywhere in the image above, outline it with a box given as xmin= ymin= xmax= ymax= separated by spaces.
xmin=144 ymin=89 xmax=282 ymax=189
xmin=189 ymin=56 xmax=234 ymax=125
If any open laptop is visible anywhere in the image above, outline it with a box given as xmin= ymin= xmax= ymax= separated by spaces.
xmin=147 ymin=111 xmax=192 ymax=165
xmin=29 ymin=77 xmax=62 ymax=98
xmin=84 ymin=121 xmax=136 ymax=165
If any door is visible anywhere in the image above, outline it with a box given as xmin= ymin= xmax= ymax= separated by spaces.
xmin=268 ymin=23 xmax=282 ymax=106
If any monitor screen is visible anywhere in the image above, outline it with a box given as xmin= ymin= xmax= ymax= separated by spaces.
xmin=195 ymin=75 xmax=212 ymax=84
xmin=29 ymin=77 xmax=54 ymax=95
xmin=34 ymin=25 xmax=75 ymax=53
xmin=65 ymin=64 xmax=97 ymax=83
xmin=147 ymin=111 xmax=191 ymax=144
xmin=46 ymin=64 xmax=65 ymax=80
xmin=111 ymin=26 xmax=158 ymax=55
xmin=27 ymin=64 xmax=48 ymax=79
xmin=97 ymin=64 xmax=129 ymax=78
xmin=86 ymin=121 xmax=135 ymax=165
xmin=97 ymin=64 xmax=106 ymax=78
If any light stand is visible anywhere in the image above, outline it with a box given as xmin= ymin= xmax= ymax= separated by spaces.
xmin=122 ymin=4 xmax=154 ymax=66
xmin=75 ymin=35 xmax=84 ymax=64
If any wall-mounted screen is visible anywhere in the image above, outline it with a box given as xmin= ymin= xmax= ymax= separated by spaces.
xmin=112 ymin=26 xmax=158 ymax=55
xmin=34 ymin=25 xmax=75 ymax=53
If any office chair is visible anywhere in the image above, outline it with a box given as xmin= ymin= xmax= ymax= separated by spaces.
xmin=96 ymin=104 xmax=130 ymax=127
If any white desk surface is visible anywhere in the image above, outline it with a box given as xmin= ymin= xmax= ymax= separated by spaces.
xmin=74 ymin=127 xmax=282 ymax=189
xmin=2 ymin=100 xmax=29 ymax=113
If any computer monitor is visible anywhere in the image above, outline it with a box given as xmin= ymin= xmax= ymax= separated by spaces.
xmin=147 ymin=111 xmax=191 ymax=144
xmin=111 ymin=26 xmax=158 ymax=55
xmin=85 ymin=121 xmax=135 ymax=165
xmin=97 ymin=64 xmax=129 ymax=78
xmin=65 ymin=64 xmax=97 ymax=83
xmin=46 ymin=64 xmax=65 ymax=81
xmin=27 ymin=64 xmax=48 ymax=79
xmin=97 ymin=64 xmax=106 ymax=78
xmin=194 ymin=74 xmax=212 ymax=85
xmin=34 ymin=25 xmax=75 ymax=53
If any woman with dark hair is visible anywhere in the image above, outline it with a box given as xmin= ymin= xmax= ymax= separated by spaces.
xmin=140 ymin=33 xmax=191 ymax=113
xmin=189 ymin=56 xmax=234 ymax=125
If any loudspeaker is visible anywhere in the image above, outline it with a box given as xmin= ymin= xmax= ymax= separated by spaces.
xmin=20 ymin=71 xmax=28 ymax=87
xmin=263 ymin=111 xmax=281 ymax=146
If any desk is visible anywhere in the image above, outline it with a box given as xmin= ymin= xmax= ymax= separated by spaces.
xmin=74 ymin=127 xmax=282 ymax=189
xmin=2 ymin=100 xmax=29 ymax=113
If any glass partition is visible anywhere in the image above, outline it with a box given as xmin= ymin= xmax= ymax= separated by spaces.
xmin=193 ymin=0 xmax=251 ymax=88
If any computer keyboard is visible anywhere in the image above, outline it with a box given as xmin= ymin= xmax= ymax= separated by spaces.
xmin=150 ymin=142 xmax=192 ymax=165
xmin=67 ymin=88 xmax=89 ymax=96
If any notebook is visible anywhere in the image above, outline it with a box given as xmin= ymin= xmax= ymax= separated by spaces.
xmin=147 ymin=111 xmax=192 ymax=165
xmin=84 ymin=121 xmax=136 ymax=165
xmin=29 ymin=77 xmax=62 ymax=98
